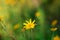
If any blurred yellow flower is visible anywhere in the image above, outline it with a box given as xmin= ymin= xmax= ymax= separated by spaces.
xmin=0 ymin=16 xmax=4 ymax=21
xmin=50 ymin=27 xmax=57 ymax=31
xmin=14 ymin=24 xmax=19 ymax=30
xmin=23 ymin=19 xmax=36 ymax=30
xmin=51 ymin=20 xmax=58 ymax=26
xmin=5 ymin=0 xmax=16 ymax=5
xmin=35 ymin=12 xmax=40 ymax=17
xmin=53 ymin=36 xmax=60 ymax=40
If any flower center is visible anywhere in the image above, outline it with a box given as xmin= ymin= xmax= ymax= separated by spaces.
xmin=28 ymin=24 xmax=32 ymax=27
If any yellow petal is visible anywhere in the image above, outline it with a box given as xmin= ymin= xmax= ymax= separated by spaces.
xmin=31 ymin=25 xmax=35 ymax=29
xmin=32 ymin=20 xmax=35 ymax=23
xmin=26 ymin=20 xmax=29 ymax=23
xmin=23 ymin=23 xmax=27 ymax=25
xmin=29 ymin=19 xmax=32 ymax=23
xmin=14 ymin=24 xmax=19 ymax=30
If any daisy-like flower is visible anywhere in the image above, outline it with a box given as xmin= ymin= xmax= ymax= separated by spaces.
xmin=51 ymin=20 xmax=58 ymax=26
xmin=53 ymin=35 xmax=60 ymax=40
xmin=35 ymin=12 xmax=40 ymax=17
xmin=5 ymin=0 xmax=16 ymax=5
xmin=23 ymin=19 xmax=36 ymax=30
xmin=50 ymin=27 xmax=57 ymax=32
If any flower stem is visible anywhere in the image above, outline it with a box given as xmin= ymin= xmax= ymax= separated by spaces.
xmin=51 ymin=32 xmax=54 ymax=40
xmin=31 ymin=29 xmax=35 ymax=40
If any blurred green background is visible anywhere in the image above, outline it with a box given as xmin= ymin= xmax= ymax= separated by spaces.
xmin=0 ymin=0 xmax=60 ymax=40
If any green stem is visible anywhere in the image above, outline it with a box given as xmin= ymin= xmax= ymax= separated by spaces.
xmin=51 ymin=32 xmax=54 ymax=40
xmin=31 ymin=29 xmax=35 ymax=40
xmin=0 ymin=22 xmax=6 ymax=31
xmin=24 ymin=31 xmax=29 ymax=40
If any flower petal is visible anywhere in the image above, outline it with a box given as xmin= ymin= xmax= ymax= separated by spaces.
xmin=32 ymin=20 xmax=35 ymax=23
xmin=23 ymin=23 xmax=27 ymax=25
xmin=29 ymin=19 xmax=32 ymax=23
xmin=26 ymin=20 xmax=29 ymax=23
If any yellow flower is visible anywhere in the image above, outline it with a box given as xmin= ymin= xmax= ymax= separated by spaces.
xmin=0 ymin=16 xmax=4 ymax=21
xmin=35 ymin=12 xmax=40 ymax=17
xmin=14 ymin=24 xmax=19 ymax=30
xmin=23 ymin=19 xmax=36 ymax=30
xmin=51 ymin=20 xmax=58 ymax=26
xmin=53 ymin=36 xmax=60 ymax=40
xmin=50 ymin=27 xmax=57 ymax=31
xmin=5 ymin=0 xmax=16 ymax=5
